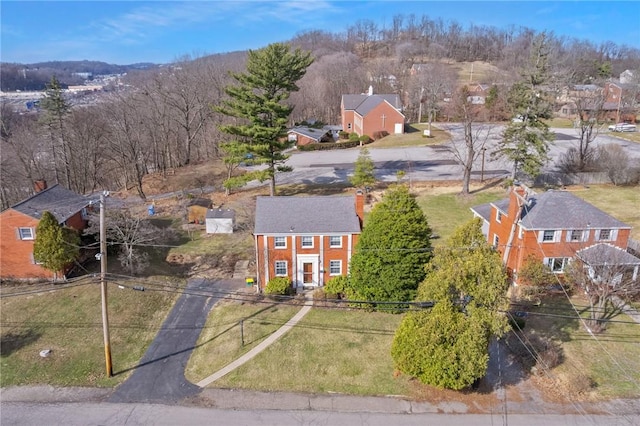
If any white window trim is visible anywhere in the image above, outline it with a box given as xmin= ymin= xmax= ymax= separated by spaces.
xmin=596 ymin=229 xmax=617 ymax=242
xmin=329 ymin=235 xmax=342 ymax=248
xmin=495 ymin=210 xmax=502 ymax=223
xmin=539 ymin=230 xmax=558 ymax=243
xmin=493 ymin=234 xmax=499 ymax=249
xmin=301 ymin=236 xmax=314 ymax=249
xmin=274 ymin=260 xmax=288 ymax=276
xmin=543 ymin=257 xmax=570 ymax=273
xmin=18 ymin=227 xmax=35 ymax=240
xmin=274 ymin=236 xmax=287 ymax=249
xmin=329 ymin=260 xmax=342 ymax=276
xmin=567 ymin=229 xmax=586 ymax=242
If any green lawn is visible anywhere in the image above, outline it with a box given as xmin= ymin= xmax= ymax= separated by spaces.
xmin=522 ymin=295 xmax=640 ymax=399
xmin=368 ymin=123 xmax=450 ymax=148
xmin=206 ymin=305 xmax=411 ymax=396
xmin=185 ymin=301 xmax=302 ymax=383
xmin=0 ymin=277 xmax=178 ymax=387
xmin=568 ymin=185 xmax=640 ymax=239
xmin=415 ymin=185 xmax=506 ymax=244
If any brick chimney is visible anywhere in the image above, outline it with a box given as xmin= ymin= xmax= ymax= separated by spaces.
xmin=508 ymin=184 xmax=527 ymax=219
xmin=34 ymin=179 xmax=48 ymax=193
xmin=355 ymin=189 xmax=365 ymax=227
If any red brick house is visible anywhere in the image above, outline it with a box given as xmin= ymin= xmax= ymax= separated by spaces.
xmin=287 ymin=126 xmax=334 ymax=146
xmin=471 ymin=185 xmax=633 ymax=284
xmin=341 ymin=86 xmax=405 ymax=138
xmin=603 ymin=81 xmax=637 ymax=123
xmin=254 ymin=191 xmax=364 ymax=290
xmin=0 ymin=183 xmax=90 ymax=280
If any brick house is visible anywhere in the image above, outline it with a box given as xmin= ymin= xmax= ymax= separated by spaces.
xmin=341 ymin=86 xmax=405 ymax=138
xmin=603 ymin=81 xmax=638 ymax=123
xmin=0 ymin=183 xmax=91 ymax=280
xmin=287 ymin=126 xmax=334 ymax=146
xmin=254 ymin=191 xmax=364 ymax=290
xmin=471 ymin=185 xmax=633 ymax=283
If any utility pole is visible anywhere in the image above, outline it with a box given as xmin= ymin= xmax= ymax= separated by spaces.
xmin=100 ymin=191 xmax=113 ymax=377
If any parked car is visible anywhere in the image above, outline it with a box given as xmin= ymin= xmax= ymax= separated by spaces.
xmin=608 ymin=123 xmax=637 ymax=132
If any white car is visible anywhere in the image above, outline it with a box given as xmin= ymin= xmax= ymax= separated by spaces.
xmin=608 ymin=123 xmax=637 ymax=132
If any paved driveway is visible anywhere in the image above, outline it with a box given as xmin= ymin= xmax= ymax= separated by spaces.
xmin=109 ymin=278 xmax=244 ymax=403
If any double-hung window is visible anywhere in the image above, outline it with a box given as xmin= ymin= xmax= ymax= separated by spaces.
xmin=275 ymin=261 xmax=287 ymax=276
xmin=301 ymin=236 xmax=313 ymax=248
xmin=597 ymin=229 xmax=614 ymax=241
xmin=541 ymin=230 xmax=555 ymax=242
xmin=18 ymin=227 xmax=34 ymax=240
xmin=569 ymin=229 xmax=584 ymax=242
xmin=329 ymin=236 xmax=342 ymax=248
xmin=274 ymin=236 xmax=287 ymax=248
xmin=329 ymin=260 xmax=342 ymax=275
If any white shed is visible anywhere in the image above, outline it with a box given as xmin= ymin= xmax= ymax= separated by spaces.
xmin=205 ymin=208 xmax=235 ymax=234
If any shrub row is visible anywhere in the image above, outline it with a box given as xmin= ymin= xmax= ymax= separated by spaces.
xmin=298 ymin=136 xmax=374 ymax=152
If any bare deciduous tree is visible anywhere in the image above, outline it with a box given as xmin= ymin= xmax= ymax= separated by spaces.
xmin=567 ymin=244 xmax=640 ymax=332
xmin=446 ymin=86 xmax=496 ymax=194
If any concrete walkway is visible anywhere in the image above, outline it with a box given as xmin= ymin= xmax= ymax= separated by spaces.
xmin=612 ymin=296 xmax=640 ymax=324
xmin=196 ymin=295 xmax=314 ymax=387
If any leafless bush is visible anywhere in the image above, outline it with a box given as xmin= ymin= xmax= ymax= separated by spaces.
xmin=558 ymin=144 xmax=640 ymax=185
xmin=506 ymin=331 xmax=563 ymax=373
xmin=596 ymin=144 xmax=640 ymax=185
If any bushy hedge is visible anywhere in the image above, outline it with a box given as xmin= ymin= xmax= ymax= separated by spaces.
xmin=264 ymin=277 xmax=293 ymax=295
xmin=373 ymin=130 xmax=389 ymax=140
xmin=297 ymin=137 xmax=374 ymax=152
xmin=323 ymin=275 xmax=352 ymax=299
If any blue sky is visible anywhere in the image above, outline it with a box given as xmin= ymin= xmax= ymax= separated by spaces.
xmin=1 ymin=1 xmax=639 ymax=65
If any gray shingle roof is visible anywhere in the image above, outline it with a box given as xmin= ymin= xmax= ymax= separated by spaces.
xmin=471 ymin=199 xmax=509 ymax=222
xmin=255 ymin=195 xmax=361 ymax=234
xmin=9 ymin=184 xmax=89 ymax=223
xmin=471 ymin=190 xmax=630 ymax=230
xmin=577 ymin=243 xmax=640 ymax=266
xmin=288 ymin=126 xmax=331 ymax=142
xmin=341 ymin=94 xmax=402 ymax=115
xmin=519 ymin=190 xmax=629 ymax=230
xmin=206 ymin=208 xmax=235 ymax=219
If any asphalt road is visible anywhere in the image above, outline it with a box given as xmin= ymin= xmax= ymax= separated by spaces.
xmin=244 ymin=124 xmax=640 ymax=188
xmin=1 ymin=402 xmax=635 ymax=426
xmin=108 ymin=278 xmax=244 ymax=404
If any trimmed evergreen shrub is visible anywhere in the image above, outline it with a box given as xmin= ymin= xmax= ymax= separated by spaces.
xmin=264 ymin=277 xmax=292 ymax=295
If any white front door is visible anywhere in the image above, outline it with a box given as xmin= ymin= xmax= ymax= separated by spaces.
xmin=296 ymin=255 xmax=319 ymax=288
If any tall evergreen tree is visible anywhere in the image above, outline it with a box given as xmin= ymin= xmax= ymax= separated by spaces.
xmin=33 ymin=211 xmax=80 ymax=280
xmin=348 ymin=185 xmax=432 ymax=305
xmin=40 ymin=76 xmax=72 ymax=187
xmin=217 ymin=43 xmax=313 ymax=196
xmin=391 ymin=218 xmax=509 ymax=390
xmin=494 ymin=33 xmax=555 ymax=179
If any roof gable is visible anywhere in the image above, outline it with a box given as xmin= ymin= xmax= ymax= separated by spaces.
xmin=255 ymin=195 xmax=361 ymax=234
xmin=342 ymin=94 xmax=402 ymax=113
xmin=7 ymin=184 xmax=89 ymax=224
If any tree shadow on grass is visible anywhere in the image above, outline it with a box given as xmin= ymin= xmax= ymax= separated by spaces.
xmin=0 ymin=329 xmax=42 ymax=356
